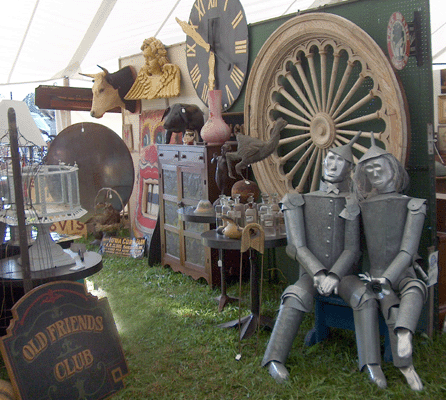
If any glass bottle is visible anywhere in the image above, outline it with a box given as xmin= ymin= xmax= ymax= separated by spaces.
xmin=226 ymin=199 xmax=235 ymax=220
xmin=271 ymin=193 xmax=281 ymax=235
xmin=276 ymin=208 xmax=287 ymax=236
xmin=214 ymin=194 xmax=226 ymax=228
xmin=244 ymin=194 xmax=257 ymax=225
xmin=261 ymin=202 xmax=276 ymax=237
xmin=221 ymin=196 xmax=231 ymax=227
xmin=258 ymin=193 xmax=269 ymax=224
xmin=270 ymin=193 xmax=280 ymax=214
xmin=233 ymin=193 xmax=244 ymax=227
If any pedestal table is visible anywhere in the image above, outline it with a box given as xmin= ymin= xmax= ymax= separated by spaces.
xmin=201 ymin=230 xmax=287 ymax=339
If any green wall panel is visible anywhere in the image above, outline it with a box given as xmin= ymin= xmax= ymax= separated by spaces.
xmin=230 ymin=0 xmax=436 ymax=287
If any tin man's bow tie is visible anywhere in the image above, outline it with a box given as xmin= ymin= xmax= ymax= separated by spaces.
xmin=320 ymin=181 xmax=340 ymax=194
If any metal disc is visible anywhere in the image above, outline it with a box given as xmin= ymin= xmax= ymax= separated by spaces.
xmin=46 ymin=122 xmax=134 ymax=215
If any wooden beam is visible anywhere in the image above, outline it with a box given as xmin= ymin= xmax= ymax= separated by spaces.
xmin=34 ymin=85 xmax=121 ymax=113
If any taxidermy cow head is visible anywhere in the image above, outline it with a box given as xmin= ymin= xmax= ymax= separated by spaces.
xmin=80 ymin=65 xmax=139 ymax=118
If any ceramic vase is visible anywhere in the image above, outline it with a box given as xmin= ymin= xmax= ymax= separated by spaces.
xmin=200 ymin=90 xmax=231 ymax=145
xmin=222 ymin=216 xmax=243 ymax=239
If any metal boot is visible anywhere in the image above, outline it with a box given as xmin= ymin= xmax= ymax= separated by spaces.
xmin=352 ymin=301 xmax=387 ymax=388
xmin=353 ymin=301 xmax=381 ymax=369
xmin=262 ymin=306 xmax=304 ymax=383
xmin=399 ymin=365 xmax=423 ymax=391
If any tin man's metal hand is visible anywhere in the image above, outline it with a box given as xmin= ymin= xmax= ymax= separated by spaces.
xmin=318 ymin=273 xmax=340 ymax=296
xmin=313 ymin=270 xmax=326 ymax=293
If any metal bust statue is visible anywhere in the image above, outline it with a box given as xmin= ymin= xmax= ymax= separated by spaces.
xmin=262 ymin=132 xmax=362 ymax=383
xmin=338 ymin=134 xmax=427 ymax=391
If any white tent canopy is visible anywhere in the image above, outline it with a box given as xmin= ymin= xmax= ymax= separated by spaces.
xmin=1 ymin=0 xmax=445 ymax=100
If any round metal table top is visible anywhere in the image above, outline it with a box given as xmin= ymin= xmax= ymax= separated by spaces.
xmin=178 ymin=207 xmax=216 ymax=224
xmin=0 ymin=251 xmax=103 ymax=286
xmin=201 ymin=230 xmax=287 ymax=250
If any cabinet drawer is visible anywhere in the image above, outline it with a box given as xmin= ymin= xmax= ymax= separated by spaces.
xmin=179 ymin=150 xmax=205 ymax=163
xmin=158 ymin=150 xmax=179 ymax=162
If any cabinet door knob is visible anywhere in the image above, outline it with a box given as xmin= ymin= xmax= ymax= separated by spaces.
xmin=159 ymin=153 xmax=164 ymax=157
xmin=199 ymin=156 xmax=204 ymax=160
xmin=182 ymin=154 xmax=187 ymax=159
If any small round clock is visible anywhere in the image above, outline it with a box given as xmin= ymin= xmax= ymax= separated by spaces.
xmin=387 ymin=11 xmax=411 ymax=70
xmin=180 ymin=0 xmax=249 ymax=111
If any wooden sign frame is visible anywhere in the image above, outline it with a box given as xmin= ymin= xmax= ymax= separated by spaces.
xmin=0 ymin=281 xmax=128 ymax=400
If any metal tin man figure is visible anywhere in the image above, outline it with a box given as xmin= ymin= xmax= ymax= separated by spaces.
xmin=262 ymin=133 xmax=362 ymax=383
xmin=338 ymin=134 xmax=427 ymax=391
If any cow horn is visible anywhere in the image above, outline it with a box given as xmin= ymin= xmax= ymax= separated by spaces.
xmin=97 ymin=65 xmax=110 ymax=75
xmin=79 ymin=72 xmax=96 ymax=79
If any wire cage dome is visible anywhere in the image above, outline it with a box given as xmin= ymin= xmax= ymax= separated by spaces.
xmin=0 ymin=160 xmax=86 ymax=227
xmin=0 ymin=102 xmax=87 ymax=272
xmin=0 ymin=140 xmax=86 ymax=272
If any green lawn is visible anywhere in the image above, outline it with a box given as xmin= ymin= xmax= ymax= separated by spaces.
xmin=80 ymin=255 xmax=446 ymax=400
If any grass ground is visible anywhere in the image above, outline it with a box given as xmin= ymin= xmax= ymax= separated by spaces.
xmin=83 ymin=254 xmax=446 ymax=400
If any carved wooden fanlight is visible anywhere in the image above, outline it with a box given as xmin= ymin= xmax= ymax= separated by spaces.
xmin=244 ymin=13 xmax=409 ymax=197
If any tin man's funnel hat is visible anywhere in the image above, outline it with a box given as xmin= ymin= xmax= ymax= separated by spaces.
xmin=357 ymin=132 xmax=389 ymax=164
xmin=329 ymin=130 xmax=362 ymax=164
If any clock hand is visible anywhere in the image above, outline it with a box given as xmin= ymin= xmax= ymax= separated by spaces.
xmin=176 ymin=18 xmax=232 ymax=70
xmin=176 ymin=18 xmax=211 ymax=52
xmin=212 ymin=50 xmax=232 ymax=71
xmin=209 ymin=52 xmax=215 ymax=90
xmin=177 ymin=17 xmax=219 ymax=90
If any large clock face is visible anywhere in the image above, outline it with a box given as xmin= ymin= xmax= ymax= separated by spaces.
xmin=186 ymin=0 xmax=249 ymax=111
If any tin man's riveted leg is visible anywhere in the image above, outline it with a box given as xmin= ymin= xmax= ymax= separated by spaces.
xmin=339 ymin=276 xmax=387 ymax=389
xmin=395 ymin=282 xmax=427 ymax=359
xmin=353 ymin=304 xmax=387 ymax=389
xmin=262 ymin=305 xmax=304 ymax=383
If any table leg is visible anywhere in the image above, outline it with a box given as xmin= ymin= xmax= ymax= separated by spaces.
xmin=218 ymin=249 xmax=274 ymax=339
xmin=215 ymin=248 xmax=238 ymax=312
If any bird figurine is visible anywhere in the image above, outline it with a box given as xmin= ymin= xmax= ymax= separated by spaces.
xmin=225 ymin=117 xmax=288 ymax=179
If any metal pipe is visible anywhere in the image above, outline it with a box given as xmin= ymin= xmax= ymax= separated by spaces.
xmin=8 ymin=107 xmax=32 ymax=292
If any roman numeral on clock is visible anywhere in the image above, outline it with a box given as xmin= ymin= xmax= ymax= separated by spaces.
xmin=230 ymin=65 xmax=245 ymax=89
xmin=190 ymin=64 xmax=202 ymax=89
xmin=187 ymin=43 xmax=197 ymax=57
xmin=232 ymin=10 xmax=244 ymax=29
xmin=194 ymin=0 xmax=206 ymax=21
xmin=235 ymin=40 xmax=247 ymax=54
xmin=225 ymin=85 xmax=235 ymax=104
xmin=201 ymin=83 xmax=209 ymax=103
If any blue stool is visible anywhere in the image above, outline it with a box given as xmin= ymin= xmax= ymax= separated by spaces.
xmin=304 ymin=294 xmax=393 ymax=363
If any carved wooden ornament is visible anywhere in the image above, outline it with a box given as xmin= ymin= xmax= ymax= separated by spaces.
xmin=244 ymin=13 xmax=409 ymax=198
xmin=125 ymin=37 xmax=181 ymax=100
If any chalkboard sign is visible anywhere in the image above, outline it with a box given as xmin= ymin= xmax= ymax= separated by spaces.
xmin=101 ymin=236 xmax=146 ymax=258
xmin=0 ymin=281 xmax=128 ymax=400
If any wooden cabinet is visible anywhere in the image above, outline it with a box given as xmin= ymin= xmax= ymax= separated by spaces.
xmin=157 ymin=144 xmax=221 ymax=286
